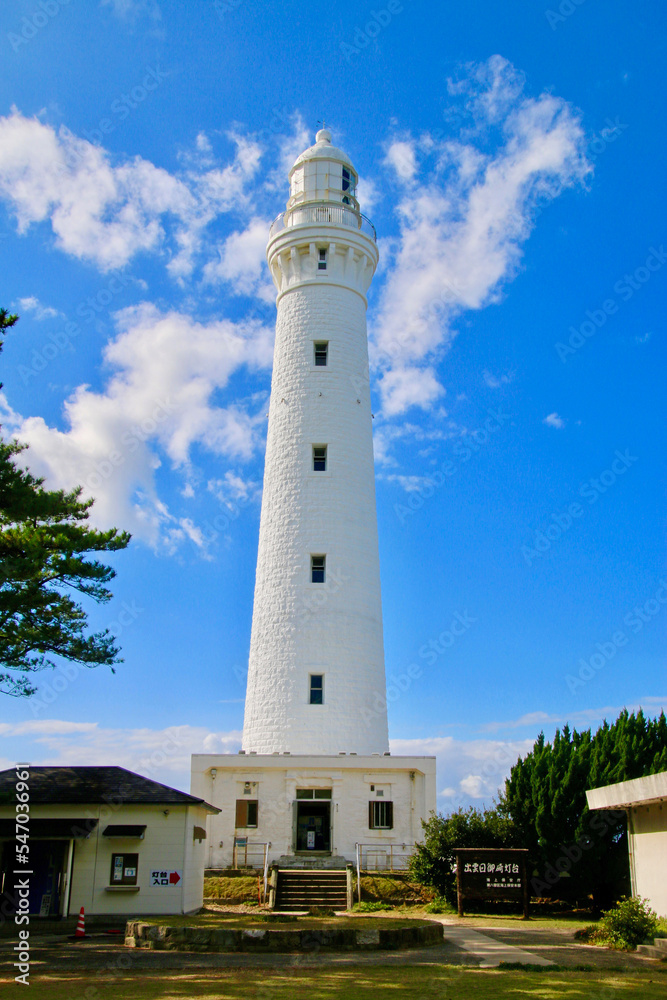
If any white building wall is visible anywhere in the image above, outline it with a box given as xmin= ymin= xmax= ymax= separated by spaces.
xmin=244 ymin=278 xmax=387 ymax=756
xmin=629 ymin=804 xmax=667 ymax=918
xmin=191 ymin=754 xmax=437 ymax=868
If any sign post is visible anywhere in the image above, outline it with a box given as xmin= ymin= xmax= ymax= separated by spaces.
xmin=454 ymin=848 xmax=530 ymax=919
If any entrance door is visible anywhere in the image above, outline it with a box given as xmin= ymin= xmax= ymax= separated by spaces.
xmin=0 ymin=840 xmax=67 ymax=915
xmin=295 ymin=802 xmax=331 ymax=852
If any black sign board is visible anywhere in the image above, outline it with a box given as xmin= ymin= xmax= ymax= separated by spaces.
xmin=454 ymin=848 xmax=530 ymax=918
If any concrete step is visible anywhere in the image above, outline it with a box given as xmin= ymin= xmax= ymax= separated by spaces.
xmin=636 ymin=941 xmax=667 ymax=961
xmin=275 ymin=868 xmax=349 ymax=911
xmin=654 ymin=937 xmax=667 ymax=953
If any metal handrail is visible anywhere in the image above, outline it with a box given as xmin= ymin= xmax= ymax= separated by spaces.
xmin=356 ymin=843 xmax=415 ymax=872
xmin=269 ymin=202 xmax=376 ymax=242
xmin=262 ymin=843 xmax=270 ymax=903
xmin=232 ymin=838 xmax=269 ymax=871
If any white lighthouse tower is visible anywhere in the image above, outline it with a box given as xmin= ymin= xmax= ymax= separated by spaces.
xmin=243 ymin=128 xmax=387 ymax=756
xmin=192 ymin=131 xmax=435 ymax=880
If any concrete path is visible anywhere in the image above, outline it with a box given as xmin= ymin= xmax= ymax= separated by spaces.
xmin=437 ymin=920 xmax=554 ymax=967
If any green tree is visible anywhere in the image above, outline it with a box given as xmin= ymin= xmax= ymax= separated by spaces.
xmin=0 ymin=309 xmax=131 ymax=697
xmin=500 ymin=710 xmax=667 ymax=909
xmin=408 ymin=806 xmax=518 ymax=905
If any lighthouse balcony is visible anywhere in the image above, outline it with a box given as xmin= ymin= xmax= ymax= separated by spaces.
xmin=270 ymin=201 xmax=376 ymax=242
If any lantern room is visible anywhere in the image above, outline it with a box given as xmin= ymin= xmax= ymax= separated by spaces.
xmin=288 ymin=128 xmax=360 ymax=213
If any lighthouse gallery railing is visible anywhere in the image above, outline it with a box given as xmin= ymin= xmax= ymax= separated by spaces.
xmin=269 ymin=202 xmax=376 ymax=242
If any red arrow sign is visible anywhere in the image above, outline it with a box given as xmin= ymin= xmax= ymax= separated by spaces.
xmin=169 ymin=871 xmax=181 ymax=885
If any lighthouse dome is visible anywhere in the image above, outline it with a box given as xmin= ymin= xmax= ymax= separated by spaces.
xmin=291 ymin=129 xmax=355 ymax=170
xmin=288 ymin=130 xmax=359 ymax=212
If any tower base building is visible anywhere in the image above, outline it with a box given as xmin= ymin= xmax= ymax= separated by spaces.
xmin=191 ymin=753 xmax=436 ymax=871
xmin=192 ymin=130 xmax=436 ymax=878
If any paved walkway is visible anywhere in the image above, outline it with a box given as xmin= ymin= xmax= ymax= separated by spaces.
xmin=437 ymin=920 xmax=553 ymax=967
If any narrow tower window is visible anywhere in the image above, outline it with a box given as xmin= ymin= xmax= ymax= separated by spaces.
xmin=309 ymin=674 xmax=324 ymax=705
xmin=313 ymin=445 xmax=327 ymax=471
xmin=311 ymin=555 xmax=325 ymax=583
xmin=318 ymin=248 xmax=327 ymax=270
xmin=314 ymin=341 xmax=328 ymax=366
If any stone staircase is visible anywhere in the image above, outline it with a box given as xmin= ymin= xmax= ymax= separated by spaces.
xmin=274 ymin=868 xmax=349 ymax=911
xmin=637 ymin=937 xmax=667 ymax=961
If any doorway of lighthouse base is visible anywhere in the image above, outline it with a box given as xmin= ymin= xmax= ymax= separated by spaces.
xmin=293 ymin=796 xmax=332 ymax=854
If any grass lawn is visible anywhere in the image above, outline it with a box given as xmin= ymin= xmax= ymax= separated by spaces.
xmin=6 ymin=967 xmax=667 ymax=998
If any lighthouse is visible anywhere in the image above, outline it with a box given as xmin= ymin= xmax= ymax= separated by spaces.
xmin=243 ymin=128 xmax=388 ymax=756
xmin=192 ymin=131 xmax=435 ymax=877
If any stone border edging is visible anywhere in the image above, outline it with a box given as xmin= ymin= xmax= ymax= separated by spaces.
xmin=125 ymin=919 xmax=443 ymax=952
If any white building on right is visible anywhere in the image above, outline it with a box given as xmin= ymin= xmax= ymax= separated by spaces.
xmin=586 ymin=770 xmax=667 ymax=917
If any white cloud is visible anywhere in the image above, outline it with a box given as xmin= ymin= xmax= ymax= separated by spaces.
xmin=480 ymin=699 xmax=667 ymax=735
xmin=0 ymin=719 xmax=532 ymax=808
xmin=356 ymin=176 xmax=380 ymax=214
xmin=483 ymin=368 xmax=515 ymax=388
xmin=385 ymin=140 xmax=418 ymax=182
xmin=390 ymin=735 xmax=533 ymax=808
xmin=17 ymin=296 xmax=61 ymax=321
xmin=101 ymin=0 xmax=161 ymax=21
xmin=6 ymin=303 xmax=273 ymax=547
xmin=0 ymin=110 xmax=262 ymax=278
xmin=378 ymin=366 xmax=445 ymax=417
xmin=203 ymin=216 xmax=274 ymax=302
xmin=543 ymin=411 xmax=565 ymax=428
xmin=371 ymin=56 xmax=590 ymax=419
xmin=0 ymin=719 xmax=241 ymax=792
xmin=383 ymin=473 xmax=436 ymax=493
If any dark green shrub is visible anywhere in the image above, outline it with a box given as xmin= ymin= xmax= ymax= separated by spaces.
xmin=575 ymin=896 xmax=658 ymax=950
xmin=424 ymin=897 xmax=452 ymax=914
xmin=352 ymin=900 xmax=392 ymax=912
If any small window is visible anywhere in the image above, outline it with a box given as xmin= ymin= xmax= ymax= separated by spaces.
xmin=313 ymin=445 xmax=327 ymax=471
xmin=314 ymin=341 xmax=328 ymax=366
xmin=311 ymin=555 xmax=325 ymax=583
xmin=235 ymin=799 xmax=258 ymax=828
xmin=110 ymin=852 xmax=138 ymax=885
xmin=297 ymin=787 xmax=332 ymax=799
xmin=318 ymin=248 xmax=327 ymax=270
xmin=309 ymin=674 xmax=324 ymax=705
xmin=369 ymin=801 xmax=393 ymax=830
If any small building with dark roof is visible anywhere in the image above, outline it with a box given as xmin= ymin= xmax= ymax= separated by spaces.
xmin=0 ymin=765 xmax=218 ymax=918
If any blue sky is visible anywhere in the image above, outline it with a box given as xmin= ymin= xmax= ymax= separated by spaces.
xmin=0 ymin=0 xmax=664 ymax=809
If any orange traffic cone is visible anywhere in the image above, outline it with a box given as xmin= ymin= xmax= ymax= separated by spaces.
xmin=74 ymin=906 xmax=86 ymax=939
